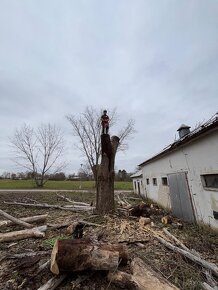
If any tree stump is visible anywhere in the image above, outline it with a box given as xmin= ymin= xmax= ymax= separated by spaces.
xmin=96 ymin=134 xmax=120 ymax=214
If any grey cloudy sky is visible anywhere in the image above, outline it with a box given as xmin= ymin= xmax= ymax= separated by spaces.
xmin=0 ymin=0 xmax=218 ymax=174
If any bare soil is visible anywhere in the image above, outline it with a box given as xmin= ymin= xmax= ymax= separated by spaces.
xmin=0 ymin=191 xmax=217 ymax=290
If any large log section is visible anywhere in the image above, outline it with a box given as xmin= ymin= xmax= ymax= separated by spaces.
xmin=50 ymin=239 xmax=128 ymax=275
xmin=96 ymin=134 xmax=120 ymax=214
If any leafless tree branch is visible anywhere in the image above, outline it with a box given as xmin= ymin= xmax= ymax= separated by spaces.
xmin=10 ymin=123 xmax=65 ymax=187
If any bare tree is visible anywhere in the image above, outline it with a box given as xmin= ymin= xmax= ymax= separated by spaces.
xmin=66 ymin=106 xmax=135 ymax=189
xmin=10 ymin=123 xmax=65 ymax=187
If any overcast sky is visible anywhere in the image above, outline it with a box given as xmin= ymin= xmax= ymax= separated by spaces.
xmin=0 ymin=0 xmax=218 ymax=175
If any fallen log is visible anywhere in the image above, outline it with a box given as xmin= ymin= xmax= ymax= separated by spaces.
xmin=0 ymin=209 xmax=32 ymax=229
xmin=108 ymin=257 xmax=179 ymax=290
xmin=155 ymin=235 xmax=218 ymax=278
xmin=9 ymin=251 xmax=50 ymax=259
xmin=56 ymin=193 xmax=90 ymax=206
xmin=0 ymin=214 xmax=48 ymax=228
xmin=37 ymin=274 xmax=67 ymax=290
xmin=4 ymin=201 xmax=94 ymax=212
xmin=162 ymin=228 xmax=189 ymax=251
xmin=0 ymin=225 xmax=47 ymax=242
xmin=51 ymin=239 xmax=128 ymax=275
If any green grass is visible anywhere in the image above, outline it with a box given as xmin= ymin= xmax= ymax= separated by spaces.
xmin=43 ymin=235 xmax=69 ymax=248
xmin=0 ymin=179 xmax=133 ymax=190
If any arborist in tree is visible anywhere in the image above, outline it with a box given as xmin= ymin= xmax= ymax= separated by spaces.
xmin=101 ymin=110 xmax=109 ymax=134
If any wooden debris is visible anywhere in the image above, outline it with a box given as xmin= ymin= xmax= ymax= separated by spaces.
xmin=9 ymin=251 xmax=50 ymax=259
xmin=0 ymin=209 xmax=33 ymax=228
xmin=56 ymin=193 xmax=90 ymax=206
xmin=161 ymin=215 xmax=173 ymax=225
xmin=155 ymin=235 xmax=218 ymax=277
xmin=0 ymin=225 xmax=47 ymax=242
xmin=129 ymin=203 xmax=163 ymax=217
xmin=4 ymin=201 xmax=94 ymax=212
xmin=0 ymin=214 xmax=48 ymax=228
xmin=139 ymin=217 xmax=151 ymax=226
xmin=201 ymin=282 xmax=217 ymax=290
xmin=37 ymin=274 xmax=67 ymax=290
xmin=108 ymin=257 xmax=179 ymax=290
xmin=162 ymin=228 xmax=189 ymax=251
xmin=50 ymin=239 xmax=128 ymax=274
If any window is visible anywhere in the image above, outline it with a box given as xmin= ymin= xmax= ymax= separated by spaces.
xmin=202 ymin=174 xmax=218 ymax=189
xmin=146 ymin=178 xmax=149 ymax=185
xmin=162 ymin=177 xmax=168 ymax=186
xmin=153 ymin=178 xmax=157 ymax=186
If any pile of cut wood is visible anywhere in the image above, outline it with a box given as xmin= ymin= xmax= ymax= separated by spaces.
xmin=1 ymin=193 xmax=218 ymax=290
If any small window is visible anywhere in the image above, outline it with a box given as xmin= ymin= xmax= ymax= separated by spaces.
xmin=162 ymin=177 xmax=168 ymax=186
xmin=202 ymin=174 xmax=218 ymax=188
xmin=153 ymin=178 xmax=157 ymax=186
xmin=146 ymin=178 xmax=149 ymax=185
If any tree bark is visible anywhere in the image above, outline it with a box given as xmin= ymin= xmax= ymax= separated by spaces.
xmin=50 ymin=239 xmax=128 ymax=275
xmin=96 ymin=134 xmax=120 ymax=214
xmin=0 ymin=225 xmax=47 ymax=242
xmin=0 ymin=214 xmax=48 ymax=228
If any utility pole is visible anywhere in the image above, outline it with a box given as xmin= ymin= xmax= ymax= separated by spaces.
xmin=79 ymin=163 xmax=83 ymax=189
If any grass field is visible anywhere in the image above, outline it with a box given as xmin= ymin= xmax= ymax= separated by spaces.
xmin=0 ymin=179 xmax=133 ymax=190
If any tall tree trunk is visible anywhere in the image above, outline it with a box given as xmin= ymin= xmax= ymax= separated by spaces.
xmin=96 ymin=134 xmax=119 ymax=214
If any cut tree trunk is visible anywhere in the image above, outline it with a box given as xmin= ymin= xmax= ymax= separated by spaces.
xmin=108 ymin=257 xmax=179 ymax=290
xmin=0 ymin=214 xmax=48 ymax=228
xmin=0 ymin=209 xmax=32 ymax=229
xmin=50 ymin=238 xmax=128 ymax=275
xmin=96 ymin=134 xmax=120 ymax=214
xmin=0 ymin=225 xmax=47 ymax=242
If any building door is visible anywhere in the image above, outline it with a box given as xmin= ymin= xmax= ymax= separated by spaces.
xmin=137 ymin=181 xmax=141 ymax=195
xmin=167 ymin=172 xmax=196 ymax=222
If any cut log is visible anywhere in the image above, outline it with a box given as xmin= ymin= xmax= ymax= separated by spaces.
xmin=0 ymin=209 xmax=32 ymax=228
xmin=0 ymin=225 xmax=47 ymax=242
xmin=0 ymin=214 xmax=48 ymax=228
xmin=161 ymin=215 xmax=173 ymax=225
xmin=155 ymin=235 xmax=218 ymax=277
xmin=108 ymin=257 xmax=179 ymax=290
xmin=162 ymin=228 xmax=189 ymax=251
xmin=37 ymin=275 xmax=67 ymax=290
xmin=50 ymin=239 xmax=128 ymax=274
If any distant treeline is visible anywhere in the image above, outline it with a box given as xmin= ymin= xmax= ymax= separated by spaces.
xmin=0 ymin=169 xmax=133 ymax=182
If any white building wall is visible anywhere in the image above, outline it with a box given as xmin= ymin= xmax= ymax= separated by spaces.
xmin=141 ymin=130 xmax=218 ymax=229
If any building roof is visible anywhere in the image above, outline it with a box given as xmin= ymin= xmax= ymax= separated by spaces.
xmin=130 ymin=170 xmax=143 ymax=178
xmin=139 ymin=114 xmax=218 ymax=167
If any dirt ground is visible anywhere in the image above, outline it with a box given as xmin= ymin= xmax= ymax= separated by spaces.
xmin=0 ymin=191 xmax=217 ymax=290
